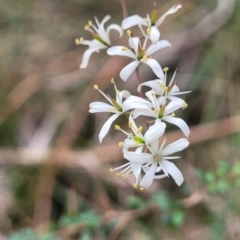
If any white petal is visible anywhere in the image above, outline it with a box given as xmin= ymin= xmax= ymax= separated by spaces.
xmin=120 ymin=61 xmax=139 ymax=81
xmin=143 ymin=59 xmax=164 ymax=80
xmin=132 ymin=108 xmax=156 ymax=119
xmin=122 ymin=15 xmax=149 ymax=29
xmin=149 ymin=26 xmax=160 ymax=43
xmin=129 ymin=37 xmax=139 ymax=55
xmin=145 ymin=90 xmax=159 ymax=110
xmin=106 ymin=24 xmax=123 ymax=40
xmin=89 ymin=102 xmax=116 ymax=113
xmin=146 ymin=40 xmax=171 ymax=56
xmin=99 ymin=113 xmax=121 ymax=143
xmin=144 ymin=120 xmax=166 ymax=144
xmin=164 ymin=99 xmax=183 ymax=115
xmin=124 ymin=152 xmax=152 ymax=164
xmin=80 ymin=48 xmax=99 ymax=69
xmin=97 ymin=15 xmax=111 ymax=44
xmin=117 ymin=90 xmax=131 ymax=106
xmin=162 ymin=116 xmax=190 ymax=137
xmin=107 ymin=46 xmax=136 ymax=59
xmin=161 ymin=138 xmax=189 ymax=156
xmin=137 ymin=79 xmax=163 ymax=95
xmin=156 ymin=4 xmax=182 ymax=26
xmin=122 ymin=95 xmax=151 ymax=112
xmin=161 ymin=160 xmax=184 ymax=186
xmin=132 ymin=163 xmax=142 ymax=181
xmin=140 ymin=162 xmax=157 ymax=188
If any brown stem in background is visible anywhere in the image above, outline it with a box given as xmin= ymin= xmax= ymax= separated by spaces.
xmin=120 ymin=0 xmax=128 ymax=18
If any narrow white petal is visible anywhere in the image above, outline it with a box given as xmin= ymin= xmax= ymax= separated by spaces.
xmin=161 ymin=138 xmax=189 ymax=156
xmin=107 ymin=46 xmax=136 ymax=59
xmin=144 ymin=120 xmax=166 ymax=144
xmin=143 ymin=59 xmax=164 ymax=80
xmin=137 ymin=79 xmax=163 ymax=95
xmin=164 ymin=99 xmax=183 ymax=115
xmin=129 ymin=37 xmax=139 ymax=55
xmin=149 ymin=26 xmax=160 ymax=43
xmin=99 ymin=113 xmax=121 ymax=143
xmin=97 ymin=15 xmax=111 ymax=44
xmin=122 ymin=15 xmax=149 ymax=29
xmin=145 ymin=90 xmax=159 ymax=110
xmin=132 ymin=108 xmax=156 ymax=119
xmin=124 ymin=152 xmax=152 ymax=164
xmin=117 ymin=90 xmax=131 ymax=106
xmin=132 ymin=163 xmax=142 ymax=181
xmin=120 ymin=61 xmax=139 ymax=81
xmin=80 ymin=48 xmax=99 ymax=69
xmin=89 ymin=102 xmax=116 ymax=113
xmin=140 ymin=162 xmax=157 ymax=188
xmin=122 ymin=95 xmax=151 ymax=112
xmin=146 ymin=40 xmax=171 ymax=56
xmin=161 ymin=160 xmax=184 ymax=186
xmin=156 ymin=4 xmax=182 ymax=26
xmin=162 ymin=116 xmax=190 ymax=137
xmin=106 ymin=24 xmax=123 ymax=40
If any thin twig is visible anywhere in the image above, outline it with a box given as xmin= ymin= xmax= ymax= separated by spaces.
xmin=120 ymin=0 xmax=128 ymax=18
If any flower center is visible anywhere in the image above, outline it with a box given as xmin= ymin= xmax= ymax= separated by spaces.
xmin=154 ymin=154 xmax=161 ymax=163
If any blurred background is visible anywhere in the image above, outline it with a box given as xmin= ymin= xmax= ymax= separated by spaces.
xmin=0 ymin=0 xmax=240 ymax=239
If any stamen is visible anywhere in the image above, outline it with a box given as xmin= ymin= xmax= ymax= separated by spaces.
xmin=163 ymin=67 xmax=169 ymax=72
xmin=160 ymin=83 xmax=166 ymax=88
xmin=143 ymin=55 xmax=148 ymax=61
xmin=94 ymin=85 xmax=98 ymax=90
xmin=75 ymin=38 xmax=80 ymax=45
xmin=128 ymin=121 xmax=132 ymax=128
xmin=89 ymin=106 xmax=93 ymax=110
xmin=147 ymin=28 xmax=151 ymax=35
xmin=122 ymin=46 xmax=127 ymax=51
xmin=140 ymin=187 xmax=144 ymax=191
xmin=119 ymin=142 xmax=124 ymax=147
xmin=182 ymin=102 xmax=188 ymax=109
xmin=171 ymin=112 xmax=175 ymax=117
xmin=115 ymin=125 xmax=121 ymax=130
xmin=109 ymin=169 xmax=113 ymax=173
xmin=88 ymin=20 xmax=92 ymax=26
xmin=151 ymin=91 xmax=155 ymax=96
xmin=116 ymin=173 xmax=121 ymax=177
xmin=84 ymin=24 xmax=89 ymax=30
xmin=79 ymin=37 xmax=84 ymax=42
xmin=109 ymin=108 xmax=116 ymax=112
xmin=136 ymin=126 xmax=143 ymax=134
xmin=111 ymin=78 xmax=114 ymax=83
xmin=127 ymin=29 xmax=131 ymax=37
xmin=116 ymin=90 xmax=120 ymax=95
xmin=153 ymin=109 xmax=158 ymax=113
xmin=133 ymin=183 xmax=137 ymax=189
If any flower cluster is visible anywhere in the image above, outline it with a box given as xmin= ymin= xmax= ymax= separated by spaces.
xmin=77 ymin=4 xmax=190 ymax=190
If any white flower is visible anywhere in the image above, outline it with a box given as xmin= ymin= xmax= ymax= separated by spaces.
xmin=137 ymin=68 xmax=191 ymax=104
xmin=89 ymin=79 xmax=150 ymax=143
xmin=122 ymin=4 xmax=182 ymax=43
xmin=116 ymin=114 xmax=166 ymax=150
xmin=76 ymin=15 xmax=122 ymax=69
xmin=132 ymin=91 xmax=190 ymax=138
xmin=107 ymin=33 xmax=171 ymax=81
xmin=124 ymin=138 xmax=189 ymax=189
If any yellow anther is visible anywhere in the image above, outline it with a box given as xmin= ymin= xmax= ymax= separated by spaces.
xmin=182 ymin=102 xmax=188 ymax=109
xmin=143 ymin=55 xmax=148 ymax=61
xmin=160 ymin=83 xmax=166 ymax=88
xmin=122 ymin=46 xmax=127 ymax=51
xmin=89 ymin=106 xmax=93 ymax=110
xmin=116 ymin=90 xmax=120 ymax=95
xmin=84 ymin=24 xmax=89 ymax=30
xmin=171 ymin=112 xmax=175 ymax=117
xmin=127 ymin=29 xmax=131 ymax=36
xmin=147 ymin=28 xmax=151 ymax=35
xmin=75 ymin=38 xmax=80 ymax=45
xmin=136 ymin=126 xmax=143 ymax=134
xmin=121 ymin=174 xmax=125 ymax=178
xmin=116 ymin=173 xmax=121 ymax=177
xmin=109 ymin=108 xmax=115 ymax=112
xmin=134 ymin=141 xmax=140 ymax=146
xmin=79 ymin=37 xmax=84 ymax=42
xmin=88 ymin=20 xmax=92 ymax=26
xmin=119 ymin=142 xmax=124 ymax=147
xmin=151 ymin=91 xmax=155 ymax=96
xmin=115 ymin=125 xmax=120 ymax=130
xmin=128 ymin=122 xmax=132 ymax=128
xmin=140 ymin=187 xmax=144 ymax=191
xmin=109 ymin=169 xmax=113 ymax=173
xmin=133 ymin=183 xmax=137 ymax=189
xmin=111 ymin=78 xmax=114 ymax=83
xmin=94 ymin=85 xmax=98 ymax=89
xmin=163 ymin=67 xmax=169 ymax=72
xmin=153 ymin=109 xmax=158 ymax=113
